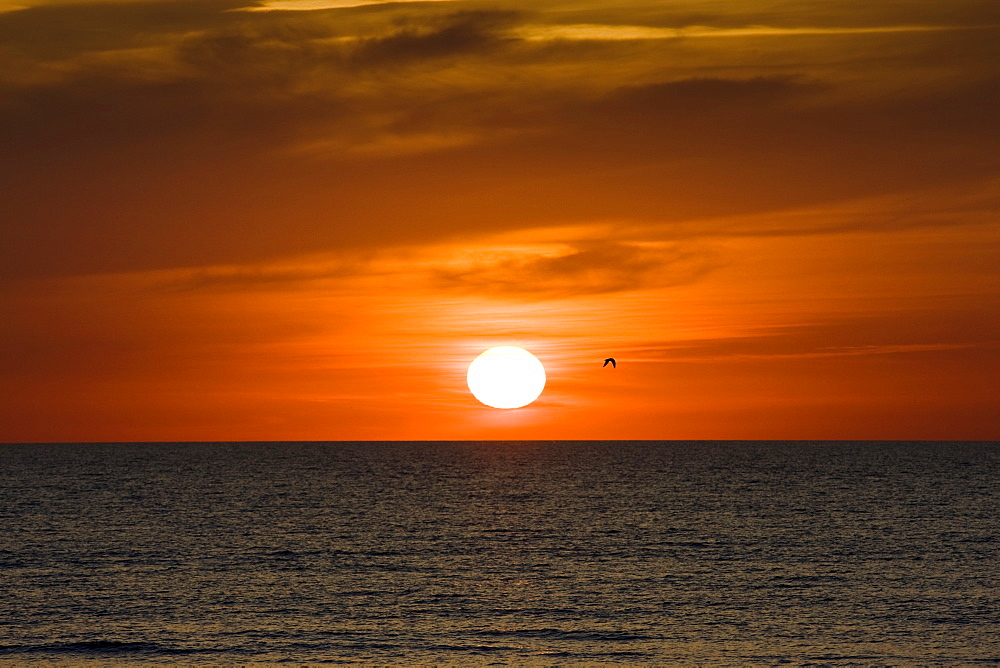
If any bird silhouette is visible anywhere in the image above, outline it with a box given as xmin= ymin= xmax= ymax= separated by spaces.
xmin=603 ymin=358 xmax=616 ymax=369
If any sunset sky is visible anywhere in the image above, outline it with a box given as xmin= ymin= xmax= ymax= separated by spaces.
xmin=1 ymin=0 xmax=998 ymax=441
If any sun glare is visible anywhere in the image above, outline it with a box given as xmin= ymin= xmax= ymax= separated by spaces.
xmin=467 ymin=346 xmax=546 ymax=409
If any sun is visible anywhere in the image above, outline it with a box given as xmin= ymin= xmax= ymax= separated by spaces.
xmin=467 ymin=346 xmax=546 ymax=409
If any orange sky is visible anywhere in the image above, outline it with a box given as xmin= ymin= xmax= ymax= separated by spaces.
xmin=1 ymin=0 xmax=998 ymax=441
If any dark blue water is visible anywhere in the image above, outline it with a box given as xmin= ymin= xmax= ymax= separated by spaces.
xmin=1 ymin=441 xmax=997 ymax=665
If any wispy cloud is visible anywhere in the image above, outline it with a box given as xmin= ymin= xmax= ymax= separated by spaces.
xmin=647 ymin=342 xmax=987 ymax=363
xmin=243 ymin=0 xmax=455 ymax=11
xmin=432 ymin=240 xmax=722 ymax=297
xmin=347 ymin=10 xmax=517 ymax=67
xmin=154 ymin=255 xmax=372 ymax=292
xmin=512 ymin=23 xmax=992 ymax=42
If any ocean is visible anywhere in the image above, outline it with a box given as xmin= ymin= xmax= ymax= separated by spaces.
xmin=0 ymin=441 xmax=997 ymax=665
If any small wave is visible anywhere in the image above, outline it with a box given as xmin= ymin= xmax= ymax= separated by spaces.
xmin=0 ymin=640 xmax=220 ymax=657
xmin=426 ymin=643 xmax=508 ymax=654
xmin=474 ymin=628 xmax=653 ymax=642
xmin=803 ymin=654 xmax=888 ymax=662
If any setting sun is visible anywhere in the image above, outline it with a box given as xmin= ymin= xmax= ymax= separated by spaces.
xmin=467 ymin=347 xmax=546 ymax=409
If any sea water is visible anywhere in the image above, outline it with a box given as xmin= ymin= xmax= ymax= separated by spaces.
xmin=0 ymin=441 xmax=997 ymax=665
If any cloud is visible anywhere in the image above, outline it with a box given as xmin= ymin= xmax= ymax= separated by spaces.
xmin=623 ymin=176 xmax=1000 ymax=243
xmin=433 ymin=240 xmax=721 ymax=297
xmin=346 ymin=10 xmax=518 ymax=67
xmin=652 ymin=342 xmax=985 ymax=363
xmin=146 ymin=228 xmax=724 ymax=298
xmin=1 ymin=0 xmax=998 ymax=281
xmin=154 ymin=254 xmax=372 ymax=291
xmin=244 ymin=0 xmax=456 ymax=11
xmin=295 ymin=129 xmax=503 ymax=158
xmin=0 ymin=0 xmax=245 ymax=63
xmin=626 ymin=303 xmax=1000 ymax=363
xmin=512 ymin=23 xmax=991 ymax=42
xmin=600 ymin=75 xmax=821 ymax=116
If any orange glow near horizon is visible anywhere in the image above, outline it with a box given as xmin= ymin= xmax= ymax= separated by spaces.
xmin=0 ymin=0 xmax=998 ymax=441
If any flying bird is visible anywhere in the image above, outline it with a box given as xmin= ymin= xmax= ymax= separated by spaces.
xmin=603 ymin=358 xmax=616 ymax=369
